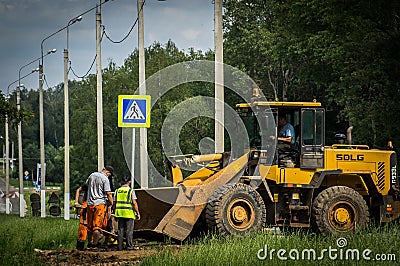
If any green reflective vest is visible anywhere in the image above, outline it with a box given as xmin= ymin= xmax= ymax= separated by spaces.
xmin=114 ymin=186 xmax=136 ymax=219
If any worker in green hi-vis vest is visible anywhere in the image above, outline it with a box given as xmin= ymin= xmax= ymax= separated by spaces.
xmin=113 ymin=176 xmax=141 ymax=251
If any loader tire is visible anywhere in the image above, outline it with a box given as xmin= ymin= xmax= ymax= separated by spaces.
xmin=312 ymin=186 xmax=369 ymax=235
xmin=205 ymin=183 xmax=266 ymax=236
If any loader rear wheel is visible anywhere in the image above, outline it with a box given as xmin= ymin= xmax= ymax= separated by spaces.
xmin=205 ymin=183 xmax=266 ymax=236
xmin=312 ymin=186 xmax=369 ymax=235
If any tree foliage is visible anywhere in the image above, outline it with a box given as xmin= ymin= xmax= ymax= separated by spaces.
xmin=4 ymin=0 xmax=400 ymax=191
xmin=224 ymin=0 xmax=400 ymax=148
xmin=0 ymin=92 xmax=32 ymax=125
xmin=2 ymin=41 xmax=216 ymax=191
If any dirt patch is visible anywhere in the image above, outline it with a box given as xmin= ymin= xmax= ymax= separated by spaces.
xmin=35 ymin=243 xmax=182 ymax=265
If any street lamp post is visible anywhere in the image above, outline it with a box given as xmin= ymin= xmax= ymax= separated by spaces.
xmin=16 ymin=86 xmax=24 ymax=217
xmin=0 ymin=136 xmax=4 ymax=174
xmin=214 ymin=0 xmax=224 ymax=153
xmin=96 ymin=3 xmax=104 ymax=171
xmin=64 ymin=15 xmax=82 ymax=220
xmin=39 ymin=17 xmax=83 ymax=218
xmin=4 ymin=98 xmax=9 ymax=214
xmin=38 ymin=0 xmax=111 ymax=218
xmin=134 ymin=0 xmax=166 ymax=188
xmin=4 ymin=67 xmax=43 ymax=215
xmin=137 ymin=0 xmax=148 ymax=188
xmin=17 ymin=52 xmax=55 ymax=218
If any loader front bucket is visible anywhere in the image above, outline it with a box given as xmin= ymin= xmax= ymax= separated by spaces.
xmin=133 ymin=152 xmax=250 ymax=241
xmin=133 ymin=187 xmax=180 ymax=239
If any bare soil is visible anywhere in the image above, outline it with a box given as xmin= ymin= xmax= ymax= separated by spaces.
xmin=35 ymin=243 xmax=182 ymax=265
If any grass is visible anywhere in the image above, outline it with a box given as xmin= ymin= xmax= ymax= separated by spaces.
xmin=0 ymin=213 xmax=77 ymax=265
xmin=1 ymin=212 xmax=400 ymax=265
xmin=142 ymin=224 xmax=400 ymax=266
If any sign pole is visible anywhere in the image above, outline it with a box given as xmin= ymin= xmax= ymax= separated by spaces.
xmin=118 ymin=95 xmax=151 ymax=188
xmin=131 ymin=128 xmax=135 ymax=189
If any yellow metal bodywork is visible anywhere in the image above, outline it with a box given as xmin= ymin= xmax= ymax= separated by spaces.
xmin=170 ymin=154 xmax=223 ymax=186
xmin=262 ymin=165 xmax=314 ymax=184
xmin=178 ymin=162 xmax=220 ymax=187
xmin=260 ymin=145 xmax=394 ymax=196
xmin=134 ymin=100 xmax=397 ymax=240
xmin=135 ymin=153 xmax=250 ymax=241
xmin=171 ymin=165 xmax=183 ymax=185
xmin=324 ymin=146 xmax=394 ymax=196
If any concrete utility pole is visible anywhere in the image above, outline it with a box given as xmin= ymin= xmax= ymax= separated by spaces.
xmin=38 ymin=50 xmax=46 ymax=217
xmin=18 ymin=64 xmax=41 ymax=218
xmin=38 ymin=48 xmax=58 ymax=218
xmin=4 ymin=66 xmax=40 ymax=217
xmin=214 ymin=0 xmax=224 ymax=153
xmin=5 ymin=108 xmax=9 ymax=214
xmin=63 ymin=49 xmax=70 ymax=219
xmin=16 ymin=88 xmax=23 ymax=217
xmin=2 ymin=145 xmax=4 ymax=174
xmin=138 ymin=0 xmax=148 ymax=188
xmin=96 ymin=2 xmax=104 ymax=171
xmin=64 ymin=15 xmax=82 ymax=221
xmin=39 ymin=9 xmax=87 ymax=219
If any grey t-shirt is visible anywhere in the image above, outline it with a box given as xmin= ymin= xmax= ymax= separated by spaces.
xmin=86 ymin=171 xmax=111 ymax=206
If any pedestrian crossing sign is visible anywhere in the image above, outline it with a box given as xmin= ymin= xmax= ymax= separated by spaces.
xmin=118 ymin=95 xmax=151 ymax=127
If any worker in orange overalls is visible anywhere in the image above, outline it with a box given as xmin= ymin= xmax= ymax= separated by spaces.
xmin=86 ymin=166 xmax=114 ymax=249
xmin=74 ymin=184 xmax=88 ymax=251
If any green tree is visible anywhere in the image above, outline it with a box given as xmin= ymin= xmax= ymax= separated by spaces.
xmin=0 ymin=93 xmax=25 ymax=124
xmin=224 ymin=0 xmax=400 ymax=148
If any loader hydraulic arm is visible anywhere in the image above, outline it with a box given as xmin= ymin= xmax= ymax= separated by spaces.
xmin=168 ymin=153 xmax=226 ymax=185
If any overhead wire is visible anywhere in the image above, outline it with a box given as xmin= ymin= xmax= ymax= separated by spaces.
xmin=103 ymin=0 xmax=145 ymax=44
xmin=68 ymin=30 xmax=104 ymax=79
xmin=54 ymin=0 xmax=146 ymax=83
xmin=69 ymin=54 xmax=97 ymax=80
xmin=43 ymin=74 xmax=51 ymax=90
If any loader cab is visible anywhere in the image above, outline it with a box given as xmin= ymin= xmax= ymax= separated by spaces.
xmin=236 ymin=101 xmax=325 ymax=169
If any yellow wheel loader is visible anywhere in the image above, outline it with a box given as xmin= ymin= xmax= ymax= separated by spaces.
xmin=133 ymin=96 xmax=399 ymax=241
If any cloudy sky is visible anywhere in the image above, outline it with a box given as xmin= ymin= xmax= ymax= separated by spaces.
xmin=0 ymin=0 xmax=214 ymax=94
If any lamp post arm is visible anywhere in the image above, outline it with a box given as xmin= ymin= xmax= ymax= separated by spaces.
xmin=42 ymin=0 xmax=110 ymax=61
xmin=7 ymin=69 xmax=40 ymax=95
xmin=19 ymin=58 xmax=41 ymax=82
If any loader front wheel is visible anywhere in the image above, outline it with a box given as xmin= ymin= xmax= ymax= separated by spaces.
xmin=312 ymin=186 xmax=369 ymax=235
xmin=205 ymin=183 xmax=266 ymax=236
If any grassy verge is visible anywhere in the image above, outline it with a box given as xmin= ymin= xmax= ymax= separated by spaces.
xmin=0 ymin=213 xmax=77 ymax=265
xmin=1 ymin=212 xmax=400 ymax=265
xmin=142 ymin=224 xmax=400 ymax=266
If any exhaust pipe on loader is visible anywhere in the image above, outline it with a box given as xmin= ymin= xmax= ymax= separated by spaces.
xmin=347 ymin=126 xmax=353 ymax=145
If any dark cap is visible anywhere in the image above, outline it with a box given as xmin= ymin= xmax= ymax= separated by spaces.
xmin=122 ymin=175 xmax=131 ymax=184
xmin=104 ymin=165 xmax=114 ymax=177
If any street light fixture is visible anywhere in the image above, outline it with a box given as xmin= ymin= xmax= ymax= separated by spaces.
xmin=64 ymin=15 xmax=82 ymax=221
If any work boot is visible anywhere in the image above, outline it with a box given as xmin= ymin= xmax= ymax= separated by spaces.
xmin=91 ymin=242 xmax=103 ymax=251
xmin=87 ymin=243 xmax=94 ymax=250
xmin=76 ymin=240 xmax=85 ymax=251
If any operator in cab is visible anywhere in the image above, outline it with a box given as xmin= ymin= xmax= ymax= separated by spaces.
xmin=277 ymin=115 xmax=295 ymax=166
